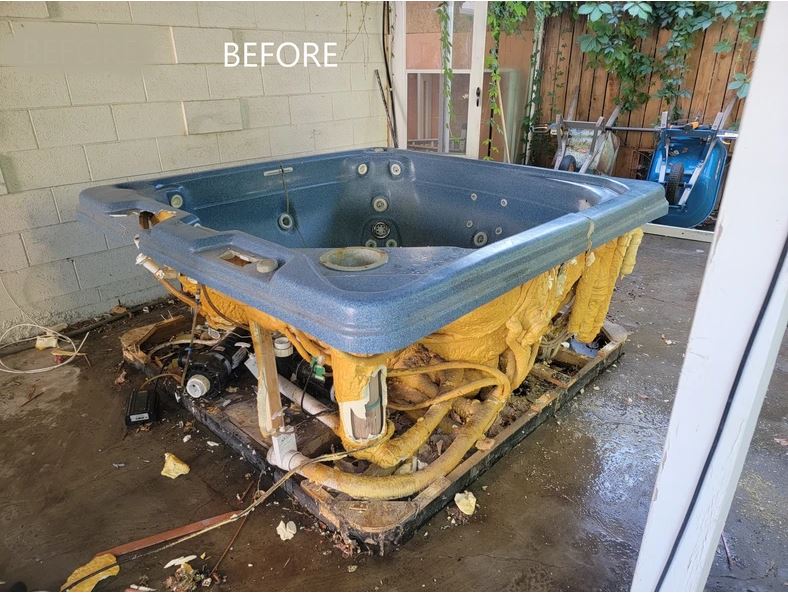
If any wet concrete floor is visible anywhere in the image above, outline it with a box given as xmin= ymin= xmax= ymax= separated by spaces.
xmin=0 ymin=234 xmax=785 ymax=591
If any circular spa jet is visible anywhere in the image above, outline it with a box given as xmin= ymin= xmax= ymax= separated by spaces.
xmin=371 ymin=220 xmax=390 ymax=239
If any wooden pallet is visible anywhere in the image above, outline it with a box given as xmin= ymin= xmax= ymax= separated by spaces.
xmin=125 ymin=319 xmax=627 ymax=555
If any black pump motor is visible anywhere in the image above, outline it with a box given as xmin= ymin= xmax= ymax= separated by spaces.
xmin=181 ymin=332 xmax=250 ymax=399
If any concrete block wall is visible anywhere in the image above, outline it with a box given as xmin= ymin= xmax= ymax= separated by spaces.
xmin=0 ymin=1 xmax=388 ymax=333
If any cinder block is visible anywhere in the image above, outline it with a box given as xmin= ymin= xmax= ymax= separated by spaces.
xmin=51 ymin=178 xmax=126 ymax=223
xmin=241 ymin=96 xmax=290 ymax=128
xmin=0 ymin=146 xmax=90 ymax=192
xmin=197 ymin=2 xmax=256 ymax=28
xmin=353 ymin=116 xmax=387 ymax=145
xmin=1 ymin=258 xmax=80 ymax=302
xmin=206 ymin=64 xmax=263 ymax=99
xmin=218 ymin=128 xmax=271 ymax=163
xmin=174 ymin=26 xmax=233 ymax=64
xmin=0 ymin=2 xmax=48 ymax=18
xmin=368 ymin=89 xmax=386 ymax=116
xmin=97 ymin=24 xmax=176 ymax=65
xmin=313 ymin=120 xmax=353 ymax=151
xmin=0 ymin=67 xmax=70 ymax=109
xmin=130 ymin=2 xmax=199 ymax=26
xmin=0 ymin=189 xmax=59 ymax=234
xmin=112 ymin=102 xmax=185 ymax=140
xmin=157 ymin=134 xmax=219 ymax=171
xmin=96 ymin=283 xmax=165 ymax=311
xmin=0 ymin=233 xmax=28 ymax=272
xmin=30 ymin=105 xmax=116 ymax=148
xmin=67 ymin=67 xmax=146 ymax=105
xmin=309 ymin=64 xmax=351 ymax=93
xmin=269 ymin=124 xmax=314 ymax=156
xmin=22 ymin=221 xmax=107 ymax=265
xmin=328 ymin=32 xmax=383 ymax=64
xmin=143 ymin=64 xmax=209 ymax=101
xmin=85 ymin=139 xmax=160 ymax=180
xmin=184 ymin=99 xmax=242 ymax=134
xmin=304 ymin=3 xmax=359 ymax=33
xmin=0 ymin=110 xmax=37 ymax=152
xmin=254 ymin=2 xmax=305 ymax=31
xmin=262 ymin=65 xmax=308 ymax=96
xmin=289 ymin=94 xmax=331 ymax=124
xmin=20 ymin=286 xmax=103 ymax=323
xmin=232 ymin=29 xmax=284 ymax=47
xmin=96 ymin=272 xmax=160 ymax=300
xmin=47 ymin=2 xmax=131 ymax=23
xmin=350 ymin=63 xmax=378 ymax=91
xmin=73 ymin=245 xmax=141 ymax=289
xmin=332 ymin=91 xmax=370 ymax=121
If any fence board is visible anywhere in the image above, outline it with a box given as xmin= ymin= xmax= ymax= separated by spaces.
xmin=522 ymin=13 xmax=756 ymax=171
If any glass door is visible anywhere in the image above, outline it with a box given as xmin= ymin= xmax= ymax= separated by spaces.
xmin=402 ymin=1 xmax=487 ymax=158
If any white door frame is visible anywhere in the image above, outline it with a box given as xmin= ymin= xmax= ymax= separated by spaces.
xmin=631 ymin=3 xmax=788 ymax=589
xmin=390 ymin=0 xmax=488 ymax=158
xmin=464 ymin=1 xmax=488 ymax=158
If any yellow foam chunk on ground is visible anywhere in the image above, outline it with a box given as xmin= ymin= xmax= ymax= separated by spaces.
xmin=61 ymin=553 xmax=119 ymax=592
xmin=161 ymin=452 xmax=190 ymax=479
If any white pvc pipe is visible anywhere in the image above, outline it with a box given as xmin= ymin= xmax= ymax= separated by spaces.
xmin=278 ymin=375 xmax=340 ymax=432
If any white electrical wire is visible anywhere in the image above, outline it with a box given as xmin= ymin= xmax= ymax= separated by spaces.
xmin=0 ymin=323 xmax=89 ymax=374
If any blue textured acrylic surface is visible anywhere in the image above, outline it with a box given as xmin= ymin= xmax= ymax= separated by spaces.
xmin=647 ymin=132 xmax=728 ymax=228
xmin=79 ymin=148 xmax=667 ymax=354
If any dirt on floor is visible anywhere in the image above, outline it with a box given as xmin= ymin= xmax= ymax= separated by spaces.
xmin=0 ymin=235 xmax=785 ymax=591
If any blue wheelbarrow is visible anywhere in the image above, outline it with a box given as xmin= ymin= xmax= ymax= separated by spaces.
xmin=646 ymin=102 xmax=738 ymax=228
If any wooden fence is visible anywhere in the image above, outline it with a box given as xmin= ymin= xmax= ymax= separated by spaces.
xmin=523 ymin=13 xmax=761 ymax=176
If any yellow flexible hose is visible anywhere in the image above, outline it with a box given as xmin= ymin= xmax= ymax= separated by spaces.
xmin=296 ymin=386 xmax=507 ymax=500
xmin=387 ymin=377 xmax=498 ymax=411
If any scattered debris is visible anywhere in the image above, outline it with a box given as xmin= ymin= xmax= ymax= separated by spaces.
xmin=660 ymin=334 xmax=675 ymax=345
xmin=347 ymin=565 xmax=358 ymax=573
xmin=161 ymin=453 xmax=190 ymax=479
xmin=182 ymin=435 xmax=192 ymax=443
xmin=35 ymin=334 xmax=58 ymax=350
xmin=226 ymin=386 xmax=238 ymax=393
xmin=475 ymin=437 xmax=495 ymax=451
xmin=276 ymin=520 xmax=297 ymax=541
xmin=110 ymin=304 xmax=128 ymax=316
xmin=128 ymin=584 xmax=155 ymax=592
xmin=20 ymin=385 xmax=43 ymax=407
xmin=61 ymin=552 xmax=119 ymax=592
xmin=774 ymin=437 xmax=788 ymax=447
xmin=206 ymin=441 xmax=219 ymax=448
xmin=454 ymin=491 xmax=477 ymax=516
xmin=112 ymin=463 xmax=125 ymax=469
xmin=115 ymin=369 xmax=127 ymax=385
xmin=721 ymin=532 xmax=735 ymax=569
xmin=162 ymin=562 xmax=202 ymax=592
xmin=164 ymin=555 xmax=197 ymax=569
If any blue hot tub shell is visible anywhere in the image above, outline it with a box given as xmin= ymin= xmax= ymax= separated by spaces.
xmin=79 ymin=148 xmax=667 ymax=354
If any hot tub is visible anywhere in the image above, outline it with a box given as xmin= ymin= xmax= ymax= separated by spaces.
xmin=80 ymin=148 xmax=665 ymax=353
xmin=80 ymin=148 xmax=666 ymax=499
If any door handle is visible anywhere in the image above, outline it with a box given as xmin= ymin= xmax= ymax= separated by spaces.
xmin=475 ymin=87 xmax=481 ymax=107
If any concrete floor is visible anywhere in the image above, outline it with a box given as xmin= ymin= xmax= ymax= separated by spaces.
xmin=0 ymin=235 xmax=785 ymax=591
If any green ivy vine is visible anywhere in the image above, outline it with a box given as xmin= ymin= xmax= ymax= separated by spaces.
xmin=437 ymin=2 xmax=454 ymax=140
xmin=436 ymin=1 xmax=764 ymax=161
xmin=576 ymin=1 xmax=766 ymax=115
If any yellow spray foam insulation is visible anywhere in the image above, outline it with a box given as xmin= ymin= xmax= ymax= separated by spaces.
xmin=176 ymin=229 xmax=644 ymax=456
xmin=161 ymin=452 xmax=190 ymax=479
xmin=568 ymin=228 xmax=643 ymax=342
xmin=61 ymin=553 xmax=119 ymax=592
